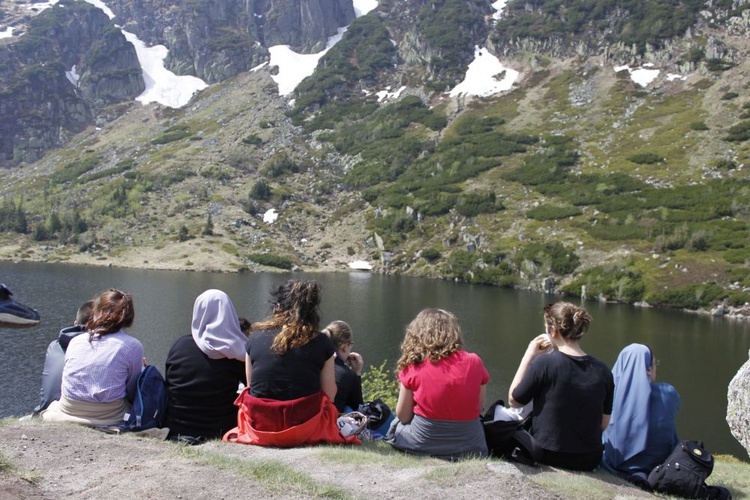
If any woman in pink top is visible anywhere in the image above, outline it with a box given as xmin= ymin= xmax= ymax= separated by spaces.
xmin=386 ymin=308 xmax=489 ymax=459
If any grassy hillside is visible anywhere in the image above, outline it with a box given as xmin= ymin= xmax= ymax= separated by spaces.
xmin=1 ymin=3 xmax=750 ymax=312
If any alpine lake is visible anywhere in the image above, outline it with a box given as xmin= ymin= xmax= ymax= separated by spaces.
xmin=2 ymin=261 xmax=749 ymax=458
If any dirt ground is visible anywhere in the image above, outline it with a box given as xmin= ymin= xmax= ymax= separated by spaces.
xmin=0 ymin=420 xmax=653 ymax=500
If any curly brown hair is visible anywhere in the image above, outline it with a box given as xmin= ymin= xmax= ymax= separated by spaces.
xmin=396 ymin=308 xmax=463 ymax=372
xmin=252 ymin=280 xmax=321 ymax=355
xmin=85 ymin=289 xmax=134 ymax=340
xmin=544 ymin=302 xmax=592 ymax=341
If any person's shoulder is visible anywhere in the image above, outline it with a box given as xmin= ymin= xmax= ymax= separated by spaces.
xmin=652 ymin=381 xmax=680 ymax=397
xmin=169 ymin=334 xmax=194 ymax=351
xmin=458 ymin=350 xmax=486 ymax=366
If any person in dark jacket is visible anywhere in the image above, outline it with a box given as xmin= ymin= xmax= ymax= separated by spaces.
xmin=33 ymin=300 xmax=95 ymax=415
xmin=165 ymin=289 xmax=246 ymax=441
xmin=323 ymin=320 xmax=364 ymax=413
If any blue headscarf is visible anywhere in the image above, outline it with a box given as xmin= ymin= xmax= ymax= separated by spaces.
xmin=603 ymin=343 xmax=653 ymax=468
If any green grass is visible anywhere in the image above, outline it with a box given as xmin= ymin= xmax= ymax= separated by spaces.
xmin=171 ymin=445 xmax=350 ymax=498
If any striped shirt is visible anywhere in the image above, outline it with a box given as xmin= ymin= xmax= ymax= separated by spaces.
xmin=62 ymin=329 xmax=144 ymax=403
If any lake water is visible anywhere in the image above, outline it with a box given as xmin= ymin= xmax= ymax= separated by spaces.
xmin=2 ymin=261 xmax=749 ymax=458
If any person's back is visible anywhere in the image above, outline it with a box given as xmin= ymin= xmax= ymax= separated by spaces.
xmin=41 ymin=289 xmax=144 ymax=427
xmin=33 ymin=301 xmax=94 ymax=415
xmin=518 ymin=350 xmax=612 ymax=454
xmin=509 ymin=302 xmax=614 ymax=471
xmin=224 ymin=280 xmax=358 ymax=447
xmin=323 ymin=320 xmax=364 ymax=413
xmin=603 ymin=344 xmax=680 ymax=475
xmin=387 ymin=308 xmax=489 ymax=459
xmin=247 ymin=328 xmax=333 ymax=401
xmin=165 ymin=290 xmax=246 ymax=440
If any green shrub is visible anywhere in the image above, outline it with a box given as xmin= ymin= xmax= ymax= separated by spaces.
xmin=526 ymin=203 xmax=582 ymax=221
xmin=248 ymin=253 xmax=293 ymax=270
xmin=52 ymin=156 xmax=100 ymax=184
xmin=725 ymin=121 xmax=750 ymax=142
xmin=262 ymin=153 xmax=299 ymax=178
xmin=250 ymin=180 xmax=271 ymax=201
xmin=561 ymin=265 xmax=645 ymax=303
xmin=714 ymin=159 xmax=737 ymax=170
xmin=361 ymin=360 xmax=398 ymax=409
xmin=515 ymin=242 xmax=580 ymax=275
xmin=721 ymin=92 xmax=739 ymax=100
xmin=151 ymin=125 xmax=191 ymax=145
xmin=706 ymin=58 xmax=734 ymax=72
xmin=689 ymin=121 xmax=709 ymax=131
xmin=422 ymin=248 xmax=441 ymax=261
xmin=626 ymin=153 xmax=664 ymax=164
xmin=645 ymin=283 xmax=726 ymax=310
xmin=242 ymin=134 xmax=263 ymax=146
xmin=455 ymin=192 xmax=501 ymax=217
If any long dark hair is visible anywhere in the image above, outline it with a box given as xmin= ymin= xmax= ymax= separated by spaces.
xmin=86 ymin=289 xmax=135 ymax=340
xmin=252 ymin=280 xmax=321 ymax=355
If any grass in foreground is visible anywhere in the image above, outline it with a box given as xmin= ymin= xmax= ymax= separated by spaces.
xmin=171 ymin=443 xmax=350 ymax=499
xmin=0 ymin=449 xmax=41 ymax=485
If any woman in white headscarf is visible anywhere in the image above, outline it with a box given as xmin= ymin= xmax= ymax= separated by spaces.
xmin=165 ymin=289 xmax=247 ymax=441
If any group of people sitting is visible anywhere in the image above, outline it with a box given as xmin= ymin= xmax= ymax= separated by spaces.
xmin=32 ymin=280 xmax=690 ymax=484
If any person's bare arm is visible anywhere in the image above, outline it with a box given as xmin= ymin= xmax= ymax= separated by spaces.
xmin=508 ymin=334 xmax=550 ymax=407
xmin=395 ymin=383 xmax=415 ymax=424
xmin=245 ymin=353 xmax=252 ymax=388
xmin=320 ymin=354 xmax=337 ymax=400
xmin=601 ymin=414 xmax=611 ymax=430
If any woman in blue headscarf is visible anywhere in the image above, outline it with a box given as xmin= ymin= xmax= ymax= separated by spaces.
xmin=602 ymin=343 xmax=681 ymax=479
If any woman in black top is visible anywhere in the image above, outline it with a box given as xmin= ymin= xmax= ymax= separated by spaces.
xmin=508 ymin=302 xmax=614 ymax=471
xmin=165 ymin=289 xmax=246 ymax=440
xmin=245 ymin=280 xmax=336 ymax=402
xmin=323 ymin=320 xmax=364 ymax=413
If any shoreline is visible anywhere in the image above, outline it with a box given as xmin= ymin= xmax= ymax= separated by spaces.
xmin=2 ymin=250 xmax=749 ymax=322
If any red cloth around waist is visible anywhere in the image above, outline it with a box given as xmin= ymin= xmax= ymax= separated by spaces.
xmin=222 ymin=388 xmax=360 ymax=447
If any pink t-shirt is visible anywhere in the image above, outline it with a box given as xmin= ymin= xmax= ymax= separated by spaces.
xmin=398 ymin=350 xmax=489 ymax=421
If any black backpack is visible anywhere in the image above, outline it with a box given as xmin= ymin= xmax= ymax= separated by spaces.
xmin=481 ymin=400 xmax=541 ymax=465
xmin=647 ymin=440 xmax=714 ymax=498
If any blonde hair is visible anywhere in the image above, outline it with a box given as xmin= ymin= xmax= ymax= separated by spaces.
xmin=323 ymin=320 xmax=352 ymax=351
xmin=252 ymin=280 xmax=321 ymax=355
xmin=544 ymin=302 xmax=592 ymax=341
xmin=396 ymin=308 xmax=463 ymax=371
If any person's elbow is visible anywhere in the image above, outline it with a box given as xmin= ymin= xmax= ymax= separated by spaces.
xmin=508 ymin=389 xmax=522 ymax=408
xmin=396 ymin=406 xmax=413 ymax=424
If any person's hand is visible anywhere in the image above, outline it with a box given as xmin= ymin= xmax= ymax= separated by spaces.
xmin=525 ymin=334 xmax=552 ymax=359
xmin=348 ymin=352 xmax=364 ymax=376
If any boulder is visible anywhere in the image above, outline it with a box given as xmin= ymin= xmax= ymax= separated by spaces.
xmin=727 ymin=350 xmax=750 ymax=458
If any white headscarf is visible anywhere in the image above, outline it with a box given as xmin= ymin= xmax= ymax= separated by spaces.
xmin=191 ymin=289 xmax=246 ymax=361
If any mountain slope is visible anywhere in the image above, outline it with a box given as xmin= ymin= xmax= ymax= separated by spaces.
xmin=2 ymin=0 xmax=750 ymax=312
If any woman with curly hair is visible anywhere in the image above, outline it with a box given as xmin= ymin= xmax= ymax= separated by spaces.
xmin=386 ymin=308 xmax=489 ymax=459
xmin=223 ymin=279 xmax=358 ymax=447
xmin=508 ymin=302 xmax=614 ymax=471
xmin=41 ymin=289 xmax=144 ymax=427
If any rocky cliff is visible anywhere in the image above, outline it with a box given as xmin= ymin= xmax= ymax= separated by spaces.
xmin=104 ymin=0 xmax=355 ymax=83
xmin=0 ymin=0 xmax=144 ymax=164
